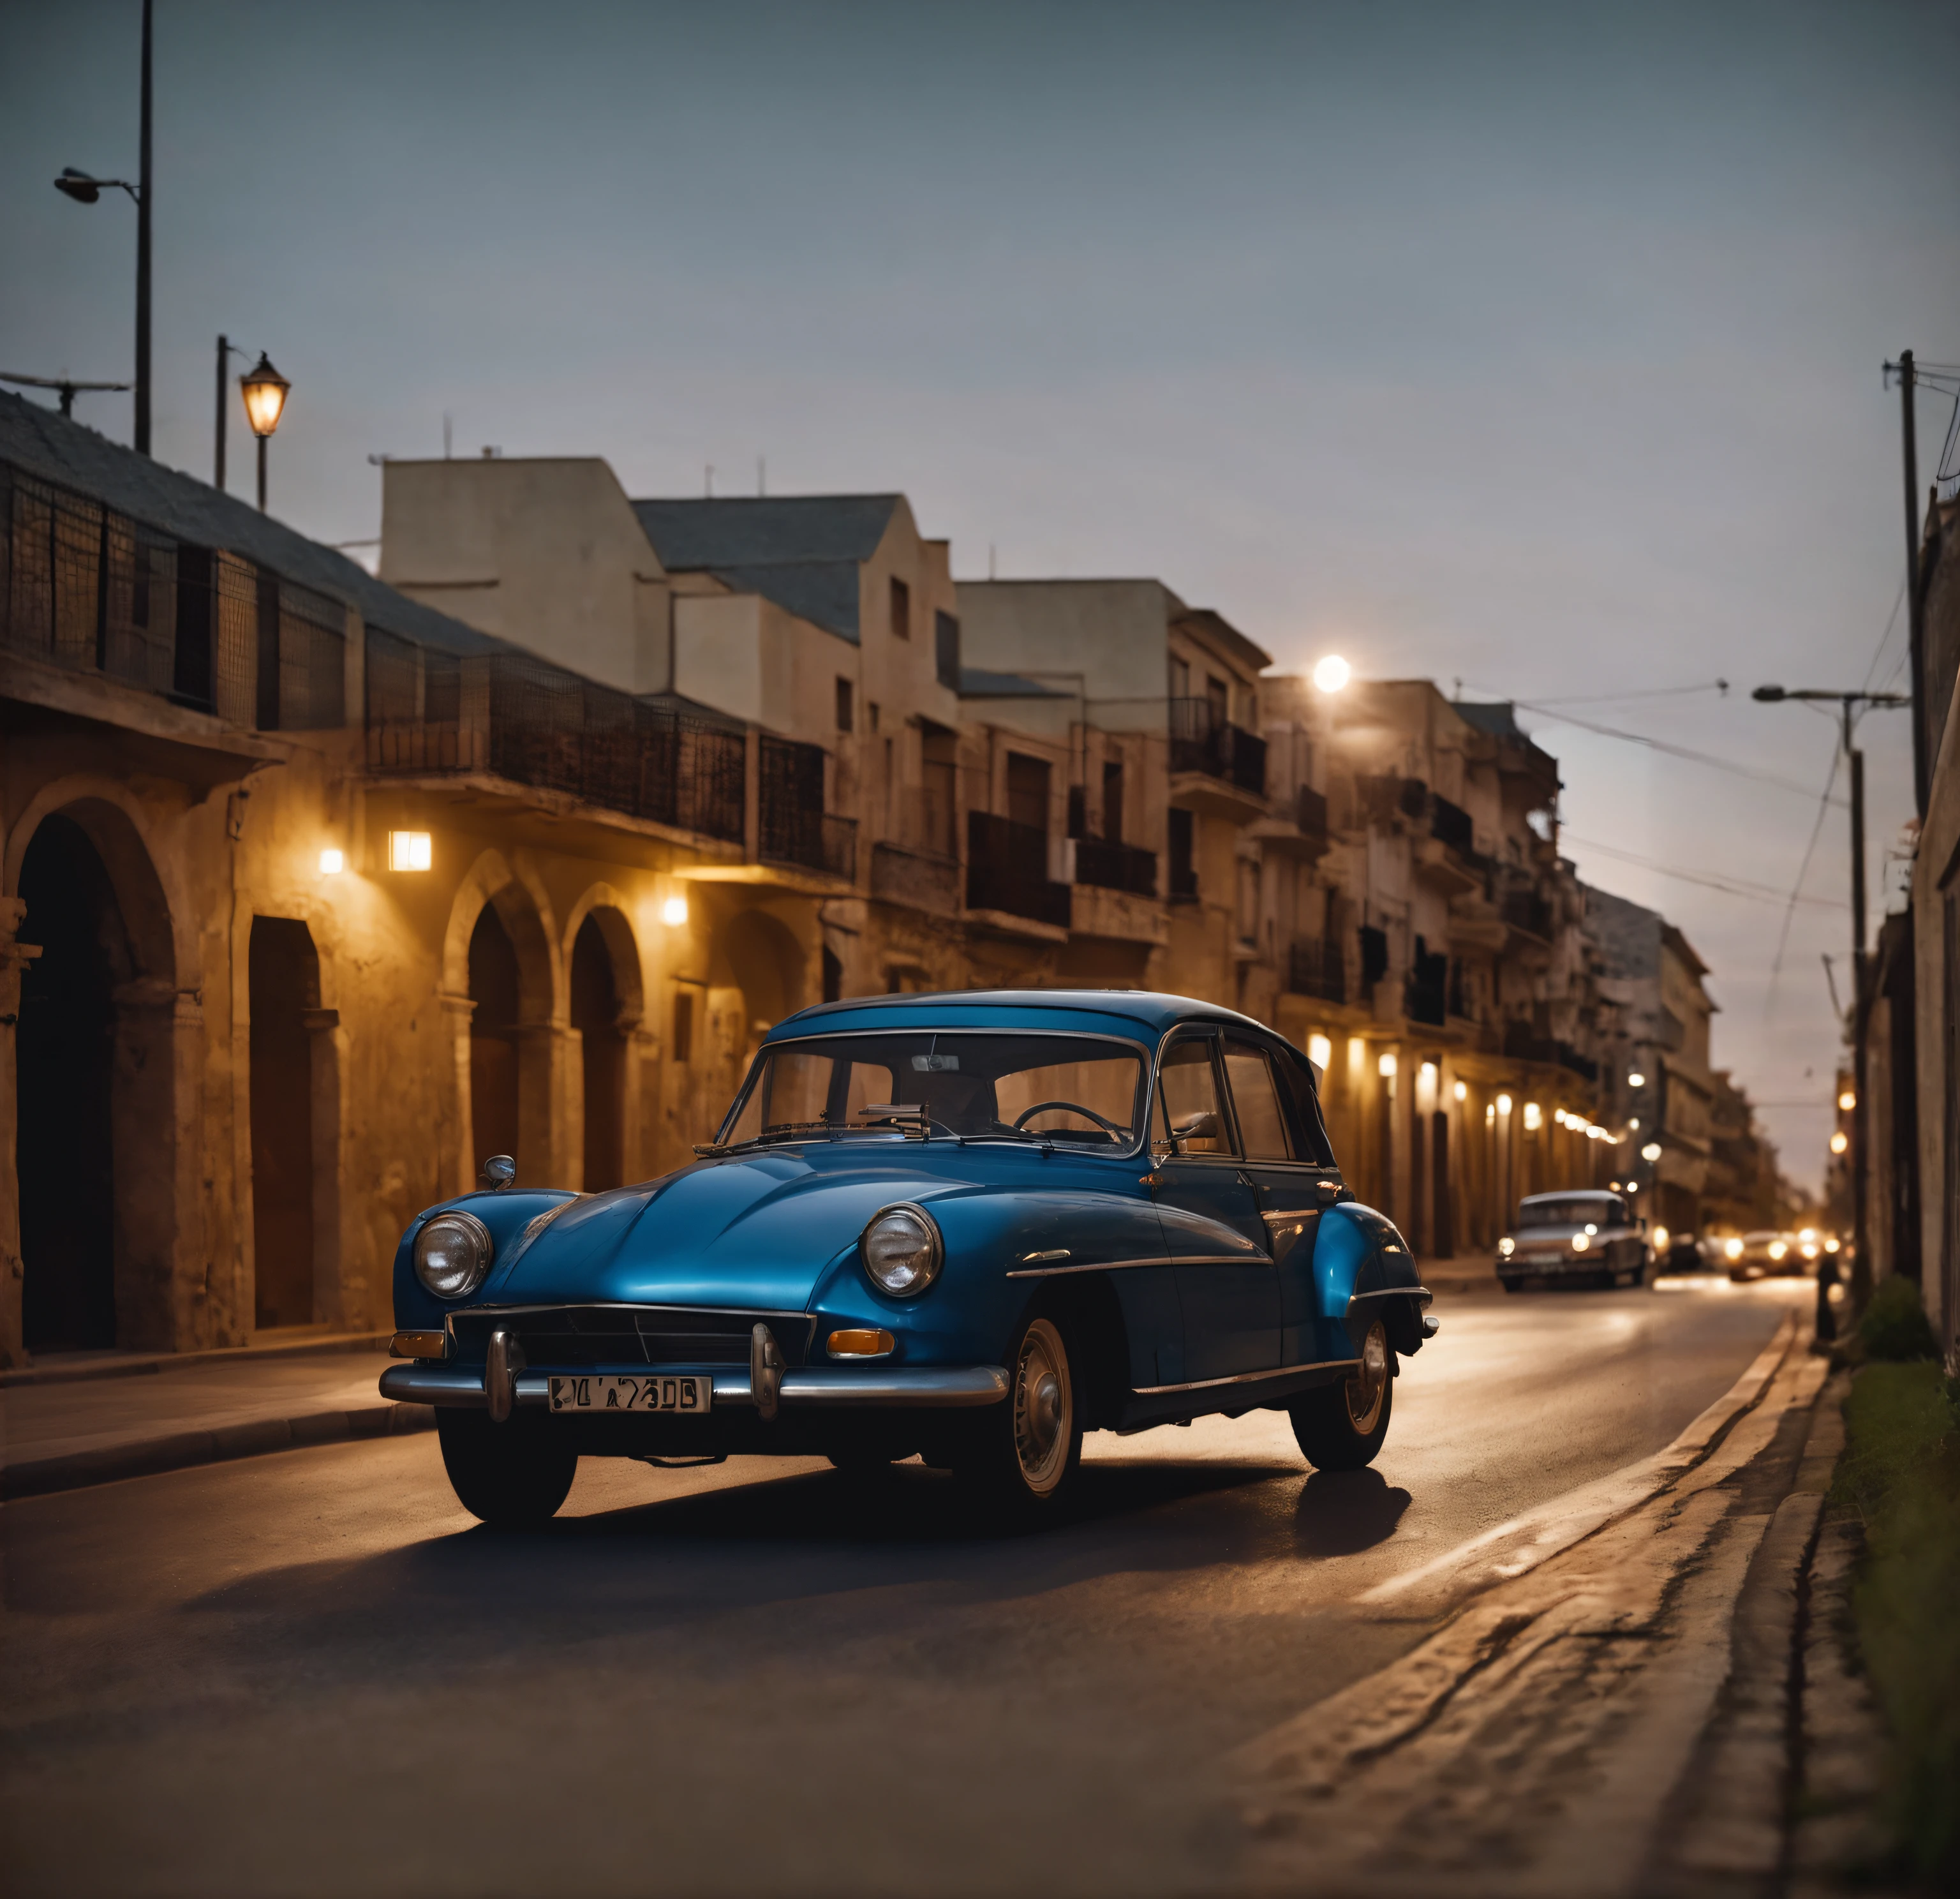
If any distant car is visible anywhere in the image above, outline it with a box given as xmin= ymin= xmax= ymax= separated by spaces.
xmin=1496 ymin=1189 xmax=1649 ymax=1292
xmin=380 ymin=990 xmax=1437 ymax=1524
xmin=1728 ymin=1230 xmax=1805 ymax=1281
xmin=1659 ymin=1232 xmax=1713 ymax=1274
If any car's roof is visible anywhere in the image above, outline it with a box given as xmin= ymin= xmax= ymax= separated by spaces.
xmin=766 ymin=988 xmax=1279 ymax=1046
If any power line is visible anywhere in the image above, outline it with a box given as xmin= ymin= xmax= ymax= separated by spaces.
xmin=1763 ymin=747 xmax=1843 ymax=1025
xmin=1563 ymin=833 xmax=1846 ymax=909
xmin=1524 ymin=680 xmax=1729 ymax=708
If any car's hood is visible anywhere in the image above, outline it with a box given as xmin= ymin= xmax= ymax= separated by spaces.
xmin=472 ymin=1142 xmax=1143 ymax=1313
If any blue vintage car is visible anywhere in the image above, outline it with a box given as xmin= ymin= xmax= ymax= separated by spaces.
xmin=380 ymin=990 xmax=1437 ymax=1523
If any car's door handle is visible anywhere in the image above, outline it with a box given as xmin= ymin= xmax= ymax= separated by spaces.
xmin=1315 ymin=1179 xmax=1340 ymax=1201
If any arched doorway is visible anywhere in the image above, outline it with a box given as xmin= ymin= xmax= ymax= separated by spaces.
xmin=469 ymin=905 xmax=522 ymax=1175
xmin=249 ymin=917 xmax=320 ymax=1330
xmin=572 ymin=914 xmax=625 ymax=1191
xmin=719 ymin=907 xmax=806 ymax=1062
xmin=17 ymin=815 xmax=121 ymax=1350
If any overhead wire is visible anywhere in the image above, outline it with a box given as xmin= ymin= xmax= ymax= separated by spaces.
xmin=1762 ymin=745 xmax=1843 ymax=1026
xmin=1561 ymin=833 xmax=1845 ymax=909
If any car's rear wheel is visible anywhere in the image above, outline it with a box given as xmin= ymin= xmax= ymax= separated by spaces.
xmin=437 ymin=1409 xmax=578 ymax=1526
xmin=1291 ymin=1320 xmax=1393 ymax=1471
xmin=954 ymin=1312 xmax=1083 ymax=1519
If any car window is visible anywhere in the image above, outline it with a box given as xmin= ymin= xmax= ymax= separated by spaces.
xmin=1157 ymin=1038 xmax=1231 ymax=1155
xmin=1222 ymin=1039 xmax=1293 ymax=1161
xmin=1273 ymin=1048 xmax=1337 ymax=1166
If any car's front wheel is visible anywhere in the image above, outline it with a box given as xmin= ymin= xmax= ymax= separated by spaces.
xmin=954 ymin=1312 xmax=1083 ymax=1519
xmin=1290 ymin=1319 xmax=1393 ymax=1471
xmin=437 ymin=1409 xmax=578 ymax=1526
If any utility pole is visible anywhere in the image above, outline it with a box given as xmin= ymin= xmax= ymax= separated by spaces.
xmin=1753 ymin=683 xmax=1910 ymax=1307
xmin=214 ymin=335 xmax=228 ymax=489
xmin=135 ymin=0 xmax=152 ymax=456
xmin=1885 ymin=350 xmax=1927 ymax=816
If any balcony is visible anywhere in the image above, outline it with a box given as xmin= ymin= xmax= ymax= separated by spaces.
xmin=366 ymin=633 xmax=746 ymax=843
xmin=760 ymin=734 xmax=856 ymax=881
xmin=1286 ymin=937 xmax=1347 ymax=1006
xmin=1074 ymin=836 xmax=1157 ymax=897
xmin=967 ymin=810 xmax=1071 ymax=930
xmin=1168 ymin=697 xmax=1266 ymax=816
xmin=1430 ymin=794 xmax=1474 ymax=856
xmin=1251 ymin=782 xmax=1332 ymax=860
xmin=1501 ymin=890 xmax=1554 ymax=943
xmin=1503 ymin=1023 xmax=1599 ymax=1082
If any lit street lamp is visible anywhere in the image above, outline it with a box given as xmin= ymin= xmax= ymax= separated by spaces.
xmin=50 ymin=0 xmax=153 ymax=454
xmin=239 ymin=353 xmax=291 ymax=512
xmin=1751 ymin=682 xmax=1909 ymax=1305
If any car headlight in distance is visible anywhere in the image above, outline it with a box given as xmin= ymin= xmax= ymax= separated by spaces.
xmin=1497 ymin=1236 xmax=1515 ymax=1256
xmin=1725 ymin=1237 xmax=1744 ymax=1261
xmin=859 ymin=1202 xmax=943 ymax=1298
xmin=1769 ymin=1240 xmax=1788 ymax=1260
xmin=1571 ymin=1232 xmax=1591 ymax=1252
xmin=415 ymin=1211 xmax=494 ymax=1299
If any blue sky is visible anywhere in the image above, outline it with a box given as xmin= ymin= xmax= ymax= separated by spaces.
xmin=6 ymin=1 xmax=1956 ymax=1186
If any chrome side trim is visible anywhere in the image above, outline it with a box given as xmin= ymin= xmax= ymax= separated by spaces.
xmin=1347 ymin=1284 xmax=1436 ymax=1307
xmin=1132 ymin=1358 xmax=1359 ymax=1396
xmin=1004 ymin=1253 xmax=1270 ymax=1279
xmin=1021 ymin=1247 xmax=1072 ymax=1263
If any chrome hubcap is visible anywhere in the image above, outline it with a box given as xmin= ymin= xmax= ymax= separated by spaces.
xmin=1013 ymin=1318 xmax=1073 ymax=1494
xmin=1345 ymin=1322 xmax=1388 ymax=1434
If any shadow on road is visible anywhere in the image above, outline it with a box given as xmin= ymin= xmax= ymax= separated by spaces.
xmin=1291 ymin=1468 xmax=1411 ymax=1556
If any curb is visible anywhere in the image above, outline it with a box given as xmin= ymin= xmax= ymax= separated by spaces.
xmin=1 ymin=1401 xmax=436 ymax=1501
xmin=0 ymin=1330 xmax=394 ymax=1389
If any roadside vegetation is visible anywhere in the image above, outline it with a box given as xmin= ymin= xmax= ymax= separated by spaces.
xmin=1828 ymin=1276 xmax=1959 ymax=1888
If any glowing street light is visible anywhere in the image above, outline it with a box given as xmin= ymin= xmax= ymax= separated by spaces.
xmin=239 ymin=352 xmax=291 ymax=512
xmin=1836 ymin=1089 xmax=1856 ymax=1112
xmin=1311 ymin=654 xmax=1351 ymax=694
xmin=1830 ymin=1131 xmax=1848 ymax=1156
xmin=1641 ymin=1141 xmax=1663 ymax=1161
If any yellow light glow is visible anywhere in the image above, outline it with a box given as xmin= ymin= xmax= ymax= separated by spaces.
xmin=1628 ymin=1117 xmax=1640 ymax=1131
xmin=1769 ymin=1240 xmax=1788 ymax=1260
xmin=1829 ymin=1131 xmax=1848 ymax=1154
xmin=1497 ymin=1092 xmax=1513 ymax=1115
xmin=1652 ymin=1225 xmax=1670 ymax=1253
xmin=827 ymin=1328 xmax=896 ymax=1358
xmin=387 ymin=830 xmax=432 ymax=872
xmin=1311 ymin=653 xmax=1352 ymax=694
xmin=1801 ymin=1244 xmax=1818 ymax=1259
xmin=1837 ymin=1090 xmax=1855 ymax=1112
xmin=1610 ymin=1179 xmax=1622 ymax=1190
xmin=239 ymin=352 xmax=291 ymax=438
xmin=1725 ymin=1237 xmax=1744 ymax=1260
xmin=318 ymin=847 xmax=344 ymax=875
xmin=1307 ymin=1032 xmax=1332 ymax=1069
xmin=1523 ymin=1101 xmax=1542 ymax=1129
xmin=1453 ymin=1080 xmax=1467 ymax=1102
xmin=1799 ymin=1228 xmax=1816 ymax=1242
xmin=660 ymin=895 xmax=690 ymax=927
xmin=1825 ymin=1236 xmax=1841 ymax=1253
xmin=1498 ymin=1236 xmax=1515 ymax=1256
xmin=1420 ymin=1061 xmax=1437 ymax=1082
xmin=1553 ymin=1107 xmax=1567 ymax=1126
xmin=1628 ymin=1071 xmax=1647 ymax=1089
xmin=1347 ymin=1036 xmax=1365 ymax=1069
xmin=1377 ymin=1052 xmax=1397 ymax=1078
xmin=1642 ymin=1141 xmax=1662 ymax=1161
xmin=1572 ymin=1232 xmax=1591 ymax=1252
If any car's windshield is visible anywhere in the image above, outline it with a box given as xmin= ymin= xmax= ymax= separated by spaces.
xmin=1518 ymin=1195 xmax=1628 ymax=1228
xmin=716 ymin=1031 xmax=1148 ymax=1149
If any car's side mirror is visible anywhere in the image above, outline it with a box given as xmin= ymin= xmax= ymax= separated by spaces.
xmin=480 ymin=1154 xmax=516 ymax=1190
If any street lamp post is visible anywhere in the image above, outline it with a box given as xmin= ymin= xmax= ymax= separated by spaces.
xmin=52 ymin=0 xmax=152 ymax=454
xmin=238 ymin=354 xmax=292 ymax=512
xmin=1752 ymin=684 xmax=1910 ymax=1307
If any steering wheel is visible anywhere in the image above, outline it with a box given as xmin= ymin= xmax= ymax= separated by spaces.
xmin=1013 ymin=1099 xmax=1125 ymax=1138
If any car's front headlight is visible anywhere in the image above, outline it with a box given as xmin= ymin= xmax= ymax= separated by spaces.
xmin=859 ymin=1202 xmax=943 ymax=1298
xmin=1571 ymin=1232 xmax=1591 ymax=1252
xmin=415 ymin=1211 xmax=494 ymax=1299
xmin=1725 ymin=1237 xmax=1744 ymax=1261
xmin=1498 ymin=1237 xmax=1516 ymax=1256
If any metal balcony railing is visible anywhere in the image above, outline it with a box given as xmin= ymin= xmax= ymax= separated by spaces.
xmin=1293 ymin=783 xmax=1330 ymax=842
xmin=759 ymin=734 xmax=856 ymax=879
xmin=1430 ymin=793 xmax=1474 ymax=856
xmin=1074 ymin=837 xmax=1157 ymax=897
xmin=365 ymin=632 xmax=746 ymax=843
xmin=1286 ymin=937 xmax=1346 ymax=1005
xmin=1503 ymin=1023 xmax=1599 ymax=1081
xmin=967 ymin=810 xmax=1071 ymax=927
xmin=1168 ymin=697 xmax=1266 ymax=796
xmin=1501 ymin=891 xmax=1553 ymax=941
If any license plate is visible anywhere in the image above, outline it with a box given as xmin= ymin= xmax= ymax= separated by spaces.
xmin=547 ymin=1374 xmax=711 ymax=1414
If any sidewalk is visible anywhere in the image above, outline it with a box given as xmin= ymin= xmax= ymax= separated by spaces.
xmin=1 ymin=1343 xmax=431 ymax=1500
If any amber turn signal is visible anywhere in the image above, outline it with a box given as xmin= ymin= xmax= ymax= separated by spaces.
xmin=827 ymin=1328 xmax=896 ymax=1359
xmin=389 ymin=1330 xmax=449 ymax=1360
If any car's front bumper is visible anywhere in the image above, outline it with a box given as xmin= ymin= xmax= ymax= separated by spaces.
xmin=380 ymin=1363 xmax=1009 ymax=1411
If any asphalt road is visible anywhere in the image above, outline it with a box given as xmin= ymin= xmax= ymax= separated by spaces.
xmin=1 ymin=1276 xmax=1809 ymax=1899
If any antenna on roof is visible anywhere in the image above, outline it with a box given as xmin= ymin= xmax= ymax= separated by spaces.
xmin=757 ymin=454 xmax=766 ymax=497
xmin=705 ymin=463 xmax=714 ymax=498
xmin=989 ymin=542 xmax=997 ymax=580
xmin=1453 ymin=676 xmax=1463 ymax=701
xmin=442 ymin=412 xmax=452 ymax=460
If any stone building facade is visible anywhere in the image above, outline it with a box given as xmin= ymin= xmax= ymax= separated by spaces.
xmin=3 ymin=394 xmax=1762 ymax=1366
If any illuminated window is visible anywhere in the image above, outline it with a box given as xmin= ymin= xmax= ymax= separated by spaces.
xmin=387 ymin=830 xmax=432 ymax=872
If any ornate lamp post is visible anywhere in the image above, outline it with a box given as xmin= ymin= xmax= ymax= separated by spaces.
xmin=239 ymin=354 xmax=291 ymax=512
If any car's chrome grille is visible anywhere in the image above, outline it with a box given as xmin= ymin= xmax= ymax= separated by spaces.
xmin=449 ymin=1306 xmax=813 ymax=1368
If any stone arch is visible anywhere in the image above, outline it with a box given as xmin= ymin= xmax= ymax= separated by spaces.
xmin=4 ymin=784 xmax=187 ymax=1358
xmin=563 ymin=884 xmax=646 ymax=1192
xmin=711 ymin=905 xmax=808 ymax=1065
xmin=440 ymin=851 xmax=565 ymax=1190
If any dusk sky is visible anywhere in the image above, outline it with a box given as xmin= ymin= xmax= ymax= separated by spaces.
xmin=6 ymin=1 xmax=1955 ymax=1186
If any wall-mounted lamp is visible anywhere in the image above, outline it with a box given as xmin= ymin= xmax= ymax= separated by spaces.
xmin=318 ymin=848 xmax=345 ymax=876
xmin=1522 ymin=1101 xmax=1542 ymax=1130
xmin=388 ymin=830 xmax=432 ymax=872
xmin=1836 ymin=1090 xmax=1856 ymax=1112
xmin=1496 ymin=1092 xmax=1513 ymax=1115
xmin=1453 ymin=1080 xmax=1467 ymax=1102
xmin=1829 ymin=1131 xmax=1848 ymax=1155
xmin=1628 ymin=1071 xmax=1647 ymax=1089
xmin=1641 ymin=1141 xmax=1663 ymax=1162
xmin=1307 ymin=1032 xmax=1332 ymax=1070
xmin=1377 ymin=1051 xmax=1397 ymax=1079
xmin=661 ymin=894 xmax=690 ymax=927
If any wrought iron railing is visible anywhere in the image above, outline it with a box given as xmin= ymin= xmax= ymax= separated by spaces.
xmin=364 ymin=630 xmax=745 ymax=842
xmin=1286 ymin=937 xmax=1346 ymax=1004
xmin=1074 ymin=836 xmax=1157 ymax=897
xmin=967 ymin=810 xmax=1071 ymax=927
xmin=1430 ymin=793 xmax=1474 ymax=856
xmin=1501 ymin=891 xmax=1553 ymax=941
xmin=1167 ymin=697 xmax=1266 ymax=795
xmin=1293 ymin=783 xmax=1330 ymax=842
xmin=1503 ymin=1023 xmax=1599 ymax=1081
xmin=759 ymin=733 xmax=856 ymax=879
